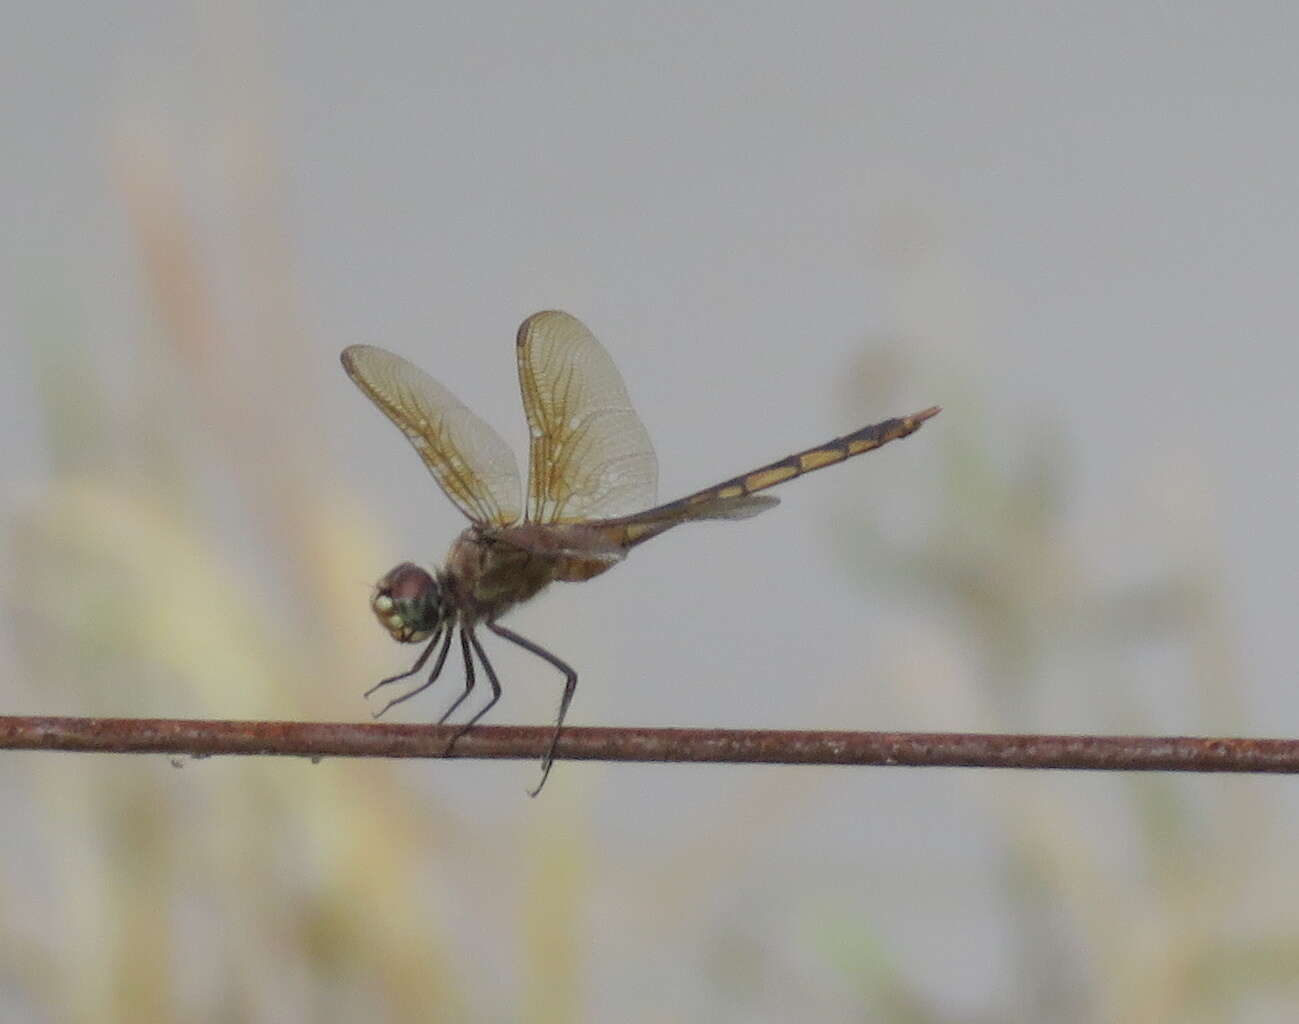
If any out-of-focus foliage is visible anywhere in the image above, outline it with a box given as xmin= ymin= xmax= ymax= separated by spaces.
xmin=814 ymin=321 xmax=1299 ymax=1021
xmin=6 ymin=119 xmax=480 ymax=1024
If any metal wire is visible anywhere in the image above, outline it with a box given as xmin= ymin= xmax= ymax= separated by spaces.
xmin=1 ymin=716 xmax=1297 ymax=773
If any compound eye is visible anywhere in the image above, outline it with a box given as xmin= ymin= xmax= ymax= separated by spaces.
xmin=371 ymin=562 xmax=443 ymax=642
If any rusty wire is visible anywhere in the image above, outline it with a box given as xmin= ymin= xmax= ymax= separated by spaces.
xmin=0 ymin=716 xmax=1297 ymax=773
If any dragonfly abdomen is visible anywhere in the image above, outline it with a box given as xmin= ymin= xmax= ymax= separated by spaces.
xmin=609 ymin=405 xmax=940 ymax=549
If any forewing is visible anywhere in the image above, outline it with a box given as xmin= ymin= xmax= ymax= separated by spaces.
xmin=341 ymin=344 xmax=522 ymax=525
xmin=516 ymin=311 xmax=657 ymax=523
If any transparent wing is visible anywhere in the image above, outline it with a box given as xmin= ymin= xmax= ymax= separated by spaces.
xmin=341 ymin=344 xmax=523 ymax=526
xmin=516 ymin=311 xmax=658 ymax=523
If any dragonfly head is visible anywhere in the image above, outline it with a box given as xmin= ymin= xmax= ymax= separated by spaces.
xmin=370 ymin=562 xmax=445 ymax=643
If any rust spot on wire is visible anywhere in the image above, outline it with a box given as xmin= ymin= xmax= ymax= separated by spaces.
xmin=0 ymin=716 xmax=1298 ymax=774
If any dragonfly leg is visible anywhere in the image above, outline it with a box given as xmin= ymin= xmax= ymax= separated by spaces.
xmin=370 ymin=625 xmax=454 ymax=717
xmin=438 ymin=628 xmax=480 ymax=725
xmin=364 ymin=625 xmax=441 ymax=697
xmin=443 ymin=627 xmax=503 ymax=755
xmin=487 ymin=620 xmax=577 ymax=797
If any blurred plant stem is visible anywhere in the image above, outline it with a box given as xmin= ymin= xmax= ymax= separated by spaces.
xmin=831 ymin=320 xmax=1283 ymax=1020
xmin=6 ymin=37 xmax=480 ymax=1021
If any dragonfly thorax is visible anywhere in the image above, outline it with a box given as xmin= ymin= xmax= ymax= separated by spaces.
xmin=371 ymin=562 xmax=446 ymax=643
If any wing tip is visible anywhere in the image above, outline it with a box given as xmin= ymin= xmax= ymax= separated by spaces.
xmin=517 ymin=310 xmax=578 ymax=346
xmin=340 ymin=344 xmax=377 ymax=375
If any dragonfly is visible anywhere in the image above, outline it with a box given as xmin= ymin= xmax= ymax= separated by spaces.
xmin=342 ymin=311 xmax=939 ymax=794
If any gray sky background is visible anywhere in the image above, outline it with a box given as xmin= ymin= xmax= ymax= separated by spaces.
xmin=7 ymin=2 xmax=1295 ymax=711
xmin=3 ymin=2 xmax=1298 ymax=1015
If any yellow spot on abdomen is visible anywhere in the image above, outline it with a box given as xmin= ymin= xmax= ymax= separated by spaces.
xmin=846 ymin=437 xmax=880 ymax=455
xmin=745 ymin=464 xmax=798 ymax=491
xmin=623 ymin=523 xmax=655 ymax=542
xmin=799 ymin=448 xmax=845 ymax=470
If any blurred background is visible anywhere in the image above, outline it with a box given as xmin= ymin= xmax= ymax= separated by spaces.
xmin=4 ymin=2 xmax=1298 ymax=1021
